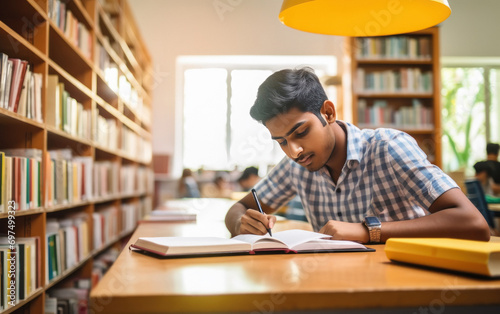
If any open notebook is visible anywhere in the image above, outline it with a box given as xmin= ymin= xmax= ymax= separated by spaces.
xmin=130 ymin=229 xmax=374 ymax=257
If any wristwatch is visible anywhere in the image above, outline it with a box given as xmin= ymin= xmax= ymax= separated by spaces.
xmin=364 ymin=216 xmax=382 ymax=243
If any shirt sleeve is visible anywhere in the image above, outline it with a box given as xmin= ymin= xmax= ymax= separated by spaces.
xmin=386 ymin=132 xmax=458 ymax=210
xmin=253 ymin=157 xmax=297 ymax=212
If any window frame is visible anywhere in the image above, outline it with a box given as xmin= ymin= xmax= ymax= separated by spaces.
xmin=174 ymin=55 xmax=336 ymax=175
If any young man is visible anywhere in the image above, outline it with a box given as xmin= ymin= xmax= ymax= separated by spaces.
xmin=474 ymin=143 xmax=500 ymax=195
xmin=225 ymin=67 xmax=490 ymax=243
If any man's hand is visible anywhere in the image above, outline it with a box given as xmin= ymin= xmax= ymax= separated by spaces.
xmin=319 ymin=220 xmax=370 ymax=243
xmin=239 ymin=209 xmax=276 ymax=235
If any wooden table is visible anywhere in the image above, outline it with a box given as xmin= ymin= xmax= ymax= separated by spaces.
xmin=89 ymin=199 xmax=500 ymax=313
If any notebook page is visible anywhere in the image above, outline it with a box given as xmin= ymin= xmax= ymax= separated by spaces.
xmin=271 ymin=230 xmax=331 ymax=248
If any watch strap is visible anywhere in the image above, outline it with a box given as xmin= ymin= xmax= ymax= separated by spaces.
xmin=368 ymin=225 xmax=381 ymax=243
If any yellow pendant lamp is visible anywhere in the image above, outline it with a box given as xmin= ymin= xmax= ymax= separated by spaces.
xmin=279 ymin=0 xmax=451 ymax=37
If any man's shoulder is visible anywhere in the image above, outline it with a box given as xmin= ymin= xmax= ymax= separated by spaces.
xmin=358 ymin=127 xmax=414 ymax=152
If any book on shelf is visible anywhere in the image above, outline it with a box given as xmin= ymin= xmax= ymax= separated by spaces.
xmin=0 ymin=52 xmax=43 ymax=122
xmin=45 ymin=215 xmax=90 ymax=284
xmin=130 ymin=229 xmax=373 ymax=258
xmin=0 ymin=245 xmax=16 ymax=309
xmin=357 ymin=98 xmax=433 ymax=129
xmin=356 ymin=67 xmax=433 ymax=94
xmin=0 ymin=152 xmax=4 ymax=213
xmin=48 ymin=287 xmax=89 ymax=314
xmin=355 ymin=36 xmax=431 ymax=60
xmin=45 ymin=149 xmax=93 ymax=207
xmin=385 ymin=238 xmax=500 ymax=277
xmin=93 ymin=206 xmax=119 ymax=250
xmin=1 ymin=149 xmax=42 ymax=211
xmin=0 ymin=236 xmax=39 ymax=308
xmin=49 ymin=0 xmax=92 ymax=59
xmin=46 ymin=75 xmax=62 ymax=129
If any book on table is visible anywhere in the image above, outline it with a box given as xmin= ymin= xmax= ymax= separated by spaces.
xmin=130 ymin=229 xmax=374 ymax=257
xmin=385 ymin=238 xmax=500 ymax=277
xmin=139 ymin=206 xmax=197 ymax=222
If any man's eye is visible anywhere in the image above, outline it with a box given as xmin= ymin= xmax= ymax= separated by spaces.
xmin=296 ymin=129 xmax=309 ymax=137
xmin=279 ymin=140 xmax=287 ymax=146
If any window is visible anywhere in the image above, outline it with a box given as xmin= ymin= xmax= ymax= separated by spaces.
xmin=441 ymin=58 xmax=500 ymax=175
xmin=177 ymin=56 xmax=336 ymax=172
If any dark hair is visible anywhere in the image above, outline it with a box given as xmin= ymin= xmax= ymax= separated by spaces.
xmin=238 ymin=166 xmax=259 ymax=182
xmin=250 ymin=67 xmax=328 ymax=125
xmin=487 ymin=143 xmax=500 ymax=155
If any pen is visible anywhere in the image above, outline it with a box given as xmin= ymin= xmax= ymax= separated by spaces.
xmin=251 ymin=188 xmax=272 ymax=237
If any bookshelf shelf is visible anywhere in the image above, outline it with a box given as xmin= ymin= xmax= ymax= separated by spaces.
xmin=0 ymin=287 xmax=44 ymax=314
xmin=356 ymin=59 xmax=433 ymax=65
xmin=0 ymin=208 xmax=44 ymax=219
xmin=0 ymin=22 xmax=47 ymax=63
xmin=344 ymin=26 xmax=442 ymax=168
xmin=0 ymin=108 xmax=45 ymax=129
xmin=0 ymin=0 xmax=153 ymax=312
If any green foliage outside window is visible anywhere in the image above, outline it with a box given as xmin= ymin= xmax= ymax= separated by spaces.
xmin=441 ymin=68 xmax=485 ymax=174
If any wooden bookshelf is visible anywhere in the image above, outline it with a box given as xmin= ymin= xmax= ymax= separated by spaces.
xmin=343 ymin=27 xmax=442 ymax=168
xmin=0 ymin=0 xmax=153 ymax=313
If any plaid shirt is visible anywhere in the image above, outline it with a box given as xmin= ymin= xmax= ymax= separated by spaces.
xmin=254 ymin=121 xmax=458 ymax=232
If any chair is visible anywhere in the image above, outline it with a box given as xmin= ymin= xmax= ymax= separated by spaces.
xmin=464 ymin=179 xmax=496 ymax=229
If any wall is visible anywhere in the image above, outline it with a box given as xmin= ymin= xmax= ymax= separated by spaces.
xmin=128 ymin=0 xmax=500 ymax=175
xmin=440 ymin=0 xmax=500 ymax=57
xmin=127 ymin=0 xmax=342 ymax=175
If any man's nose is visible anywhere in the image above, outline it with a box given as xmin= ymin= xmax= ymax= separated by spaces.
xmin=288 ymin=140 xmax=303 ymax=159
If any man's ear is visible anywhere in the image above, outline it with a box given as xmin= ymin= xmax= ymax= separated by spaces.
xmin=321 ymin=100 xmax=336 ymax=123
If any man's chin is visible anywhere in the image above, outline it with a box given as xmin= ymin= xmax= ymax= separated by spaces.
xmin=299 ymin=162 xmax=322 ymax=172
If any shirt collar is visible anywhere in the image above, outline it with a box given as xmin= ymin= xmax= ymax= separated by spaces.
xmin=337 ymin=120 xmax=361 ymax=169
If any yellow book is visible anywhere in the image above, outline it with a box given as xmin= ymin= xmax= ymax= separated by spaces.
xmin=25 ymin=243 xmax=31 ymax=296
xmin=385 ymin=238 xmax=500 ymax=277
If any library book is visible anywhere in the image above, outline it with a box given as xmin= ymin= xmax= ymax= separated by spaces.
xmin=130 ymin=229 xmax=373 ymax=257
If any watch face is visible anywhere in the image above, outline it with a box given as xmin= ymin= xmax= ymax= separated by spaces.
xmin=365 ymin=216 xmax=381 ymax=227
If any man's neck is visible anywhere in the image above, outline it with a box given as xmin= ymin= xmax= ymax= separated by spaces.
xmin=325 ymin=122 xmax=348 ymax=183
xmin=487 ymin=154 xmax=498 ymax=161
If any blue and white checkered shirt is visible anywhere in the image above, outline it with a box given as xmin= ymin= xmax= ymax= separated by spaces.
xmin=254 ymin=121 xmax=458 ymax=232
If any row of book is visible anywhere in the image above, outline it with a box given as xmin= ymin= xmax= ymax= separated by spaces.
xmin=45 ymin=248 xmax=119 ymax=314
xmin=46 ymin=75 xmax=92 ymax=140
xmin=45 ymin=149 xmax=93 ymax=208
xmin=94 ymin=111 xmax=118 ymax=151
xmin=0 ymin=148 xmax=153 ymax=213
xmin=98 ymin=37 xmax=147 ymax=122
xmin=122 ymin=126 xmax=153 ymax=163
xmin=120 ymin=165 xmax=153 ymax=195
xmin=0 ymin=53 xmax=43 ymax=122
xmin=46 ymin=215 xmax=90 ymax=284
xmin=355 ymin=36 xmax=432 ymax=60
xmin=0 ymin=236 xmax=41 ymax=311
xmin=0 ymin=200 xmax=149 ymax=311
xmin=93 ymin=203 xmax=140 ymax=251
xmin=48 ymin=0 xmax=93 ymax=60
xmin=102 ymin=62 xmax=146 ymax=122
xmin=91 ymin=247 xmax=120 ymax=288
xmin=45 ymin=277 xmax=91 ymax=314
xmin=357 ymin=99 xmax=434 ymax=129
xmin=0 ymin=149 xmax=42 ymax=213
xmin=356 ymin=68 xmax=433 ymax=94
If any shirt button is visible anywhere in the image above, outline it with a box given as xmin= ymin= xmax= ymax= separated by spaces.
xmin=337 ymin=212 xmax=342 ymax=217
xmin=336 ymin=188 xmax=341 ymax=193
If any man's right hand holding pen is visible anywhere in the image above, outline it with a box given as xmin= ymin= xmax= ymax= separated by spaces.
xmin=225 ymin=188 xmax=276 ymax=237
xmin=238 ymin=207 xmax=276 ymax=236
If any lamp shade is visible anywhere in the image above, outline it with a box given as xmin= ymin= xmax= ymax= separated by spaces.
xmin=279 ymin=0 xmax=451 ymax=37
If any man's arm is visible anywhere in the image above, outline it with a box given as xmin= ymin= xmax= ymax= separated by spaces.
xmin=319 ymin=188 xmax=491 ymax=243
xmin=225 ymin=192 xmax=277 ymax=237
